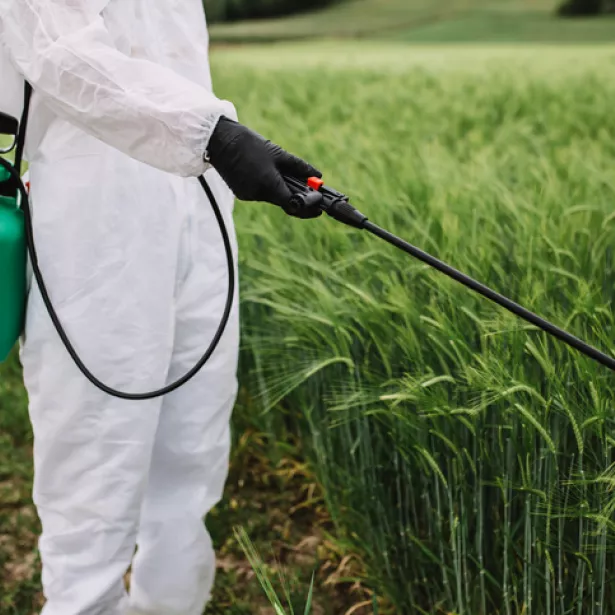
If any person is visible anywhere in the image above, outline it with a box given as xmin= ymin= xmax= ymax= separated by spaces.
xmin=0 ymin=1 xmax=320 ymax=614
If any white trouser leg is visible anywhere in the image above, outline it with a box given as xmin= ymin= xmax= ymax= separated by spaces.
xmin=128 ymin=171 xmax=239 ymax=615
xmin=21 ymin=309 xmax=167 ymax=615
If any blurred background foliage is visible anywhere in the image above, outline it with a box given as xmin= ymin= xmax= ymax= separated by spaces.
xmin=558 ymin=0 xmax=615 ymax=16
xmin=205 ymin=0 xmax=615 ymax=24
xmin=204 ymin=0 xmax=343 ymax=23
xmin=205 ymin=0 xmax=615 ymax=44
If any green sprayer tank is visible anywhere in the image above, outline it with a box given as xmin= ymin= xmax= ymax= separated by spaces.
xmin=0 ymin=164 xmax=26 ymax=362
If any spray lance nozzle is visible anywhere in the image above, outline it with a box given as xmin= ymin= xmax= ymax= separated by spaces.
xmin=284 ymin=175 xmax=368 ymax=228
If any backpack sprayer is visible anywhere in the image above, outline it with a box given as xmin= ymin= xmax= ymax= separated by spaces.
xmin=0 ymin=110 xmax=25 ymax=361
xmin=1 ymin=94 xmax=614 ymax=403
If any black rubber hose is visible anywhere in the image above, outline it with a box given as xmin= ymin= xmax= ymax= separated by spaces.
xmin=0 ymin=157 xmax=235 ymax=400
xmin=362 ymin=219 xmax=615 ymax=372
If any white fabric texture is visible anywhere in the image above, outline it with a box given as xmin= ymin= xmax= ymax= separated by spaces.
xmin=0 ymin=40 xmax=24 ymax=119
xmin=0 ymin=1 xmax=241 ymax=614
xmin=0 ymin=0 xmax=237 ymax=176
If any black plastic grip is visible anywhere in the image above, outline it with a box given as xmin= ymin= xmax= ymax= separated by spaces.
xmin=289 ymin=190 xmax=324 ymax=211
xmin=325 ymin=199 xmax=368 ymax=228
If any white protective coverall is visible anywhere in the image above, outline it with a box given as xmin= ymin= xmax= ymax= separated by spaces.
xmin=0 ymin=2 xmax=239 ymax=614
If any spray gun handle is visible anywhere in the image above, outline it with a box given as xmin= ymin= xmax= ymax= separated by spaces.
xmin=283 ymin=175 xmax=368 ymax=229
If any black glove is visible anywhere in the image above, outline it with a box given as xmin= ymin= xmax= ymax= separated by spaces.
xmin=206 ymin=116 xmax=323 ymax=219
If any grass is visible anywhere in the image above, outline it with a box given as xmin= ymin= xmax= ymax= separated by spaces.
xmin=211 ymin=40 xmax=615 ymax=72
xmin=208 ymin=0 xmax=615 ymax=44
xmin=212 ymin=43 xmax=615 ymax=613
xmin=209 ymin=0 xmax=476 ymax=43
xmin=391 ymin=6 xmax=615 ymax=43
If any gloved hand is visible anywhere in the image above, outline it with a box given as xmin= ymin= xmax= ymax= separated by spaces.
xmin=206 ymin=116 xmax=323 ymax=219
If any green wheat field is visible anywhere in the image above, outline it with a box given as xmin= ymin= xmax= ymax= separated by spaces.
xmin=3 ymin=41 xmax=615 ymax=614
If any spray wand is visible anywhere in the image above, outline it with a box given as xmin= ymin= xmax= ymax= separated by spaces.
xmin=4 ymin=151 xmax=613 ymax=402
xmin=285 ymin=175 xmax=615 ymax=373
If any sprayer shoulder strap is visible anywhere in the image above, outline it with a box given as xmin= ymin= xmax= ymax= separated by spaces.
xmin=14 ymin=82 xmax=32 ymax=175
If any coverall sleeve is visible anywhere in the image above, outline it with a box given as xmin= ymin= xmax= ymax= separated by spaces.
xmin=0 ymin=0 xmax=235 ymax=177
